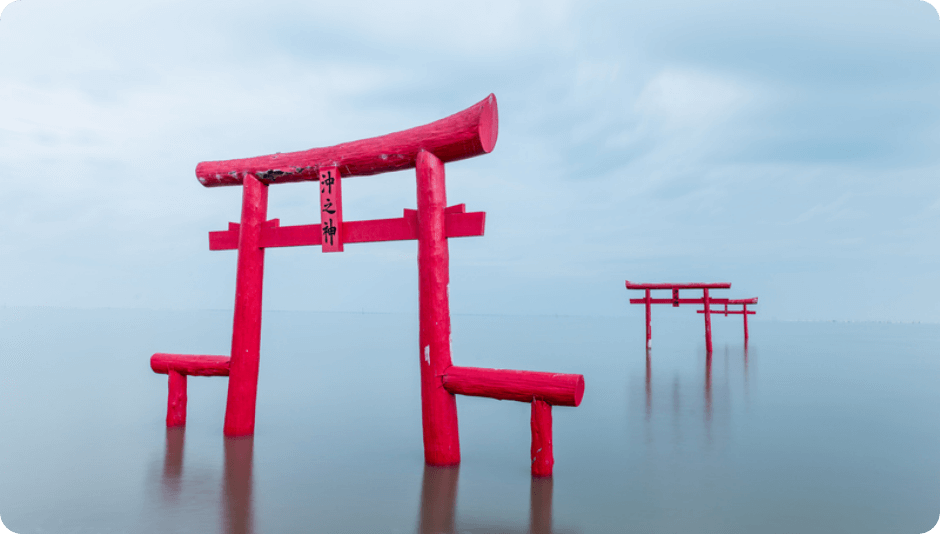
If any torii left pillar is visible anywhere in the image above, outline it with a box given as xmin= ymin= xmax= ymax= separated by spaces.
xmin=224 ymin=175 xmax=268 ymax=437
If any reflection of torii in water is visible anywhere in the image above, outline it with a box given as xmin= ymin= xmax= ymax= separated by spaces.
xmin=419 ymin=466 xmax=567 ymax=534
xmin=160 ymin=428 xmax=255 ymax=534
xmin=642 ymin=347 xmax=751 ymax=443
xmin=159 ymin=432 xmax=568 ymax=534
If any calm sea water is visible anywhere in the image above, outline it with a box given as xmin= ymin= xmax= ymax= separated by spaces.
xmin=0 ymin=307 xmax=938 ymax=533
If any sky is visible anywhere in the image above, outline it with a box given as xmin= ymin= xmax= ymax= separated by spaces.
xmin=0 ymin=0 xmax=938 ymax=322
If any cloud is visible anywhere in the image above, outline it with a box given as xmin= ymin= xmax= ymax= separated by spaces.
xmin=923 ymin=0 xmax=940 ymax=19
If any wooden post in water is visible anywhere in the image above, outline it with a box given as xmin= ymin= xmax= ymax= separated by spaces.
xmin=703 ymin=288 xmax=713 ymax=354
xmin=531 ymin=399 xmax=553 ymax=477
xmin=166 ymin=371 xmax=187 ymax=427
xmin=416 ymin=150 xmax=461 ymax=466
xmin=224 ymin=175 xmax=268 ymax=437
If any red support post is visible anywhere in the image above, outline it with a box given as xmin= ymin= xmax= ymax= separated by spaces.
xmin=645 ymin=289 xmax=652 ymax=349
xmin=151 ymin=354 xmax=230 ymax=426
xmin=224 ymin=175 xmax=269 ymax=437
xmin=530 ymin=399 xmax=553 ymax=477
xmin=166 ymin=371 xmax=187 ymax=427
xmin=416 ymin=150 xmax=460 ymax=466
xmin=703 ymin=288 xmax=713 ymax=354
xmin=743 ymin=303 xmax=749 ymax=342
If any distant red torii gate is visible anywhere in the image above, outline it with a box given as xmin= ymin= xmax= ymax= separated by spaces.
xmin=697 ymin=298 xmax=758 ymax=343
xmin=150 ymin=94 xmax=584 ymax=477
xmin=625 ymin=281 xmax=732 ymax=353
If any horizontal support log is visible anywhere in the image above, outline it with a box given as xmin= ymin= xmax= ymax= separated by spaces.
xmin=196 ymin=94 xmax=498 ymax=187
xmin=727 ymin=298 xmax=758 ymax=305
xmin=625 ymin=281 xmax=731 ymax=290
xmin=629 ymin=298 xmax=733 ymax=305
xmin=697 ymin=309 xmax=756 ymax=315
xmin=151 ymin=353 xmax=231 ymax=376
xmin=442 ymin=366 xmax=584 ymax=407
xmin=209 ymin=207 xmax=485 ymax=250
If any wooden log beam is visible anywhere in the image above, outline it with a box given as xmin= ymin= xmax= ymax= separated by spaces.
xmin=196 ymin=94 xmax=498 ymax=187
xmin=208 ymin=207 xmax=485 ymax=251
xmin=442 ymin=366 xmax=585 ymax=407
xmin=625 ymin=281 xmax=731 ymax=290
xmin=629 ymin=298 xmax=733 ymax=305
xmin=151 ymin=353 xmax=231 ymax=376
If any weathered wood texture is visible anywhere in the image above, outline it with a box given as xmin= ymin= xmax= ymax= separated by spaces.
xmin=416 ymin=150 xmax=461 ymax=466
xmin=224 ymin=175 xmax=268 ymax=437
xmin=442 ymin=366 xmax=585 ymax=407
xmin=530 ymin=399 xmax=554 ymax=477
xmin=151 ymin=354 xmax=231 ymax=376
xmin=196 ymin=94 xmax=498 ymax=187
xmin=167 ymin=371 xmax=187 ymax=427
xmin=151 ymin=353 xmax=230 ymax=427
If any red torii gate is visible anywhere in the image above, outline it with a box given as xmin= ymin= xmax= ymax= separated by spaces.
xmin=697 ymin=298 xmax=758 ymax=343
xmin=150 ymin=94 xmax=584 ymax=477
xmin=625 ymin=281 xmax=732 ymax=353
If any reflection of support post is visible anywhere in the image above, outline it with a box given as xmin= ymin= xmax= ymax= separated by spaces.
xmin=224 ymin=175 xmax=269 ymax=437
xmin=222 ymin=437 xmax=254 ymax=534
xmin=743 ymin=344 xmax=750 ymax=391
xmin=161 ymin=427 xmax=185 ymax=502
xmin=416 ymin=150 xmax=460 ymax=465
xmin=645 ymin=351 xmax=652 ymax=420
xmin=531 ymin=400 xmax=553 ymax=477
xmin=418 ymin=466 xmax=459 ymax=534
xmin=529 ymin=477 xmax=554 ymax=534
xmin=167 ymin=371 xmax=187 ymax=427
xmin=644 ymin=289 xmax=652 ymax=349
xmin=704 ymin=353 xmax=713 ymax=424
xmin=703 ymin=289 xmax=713 ymax=354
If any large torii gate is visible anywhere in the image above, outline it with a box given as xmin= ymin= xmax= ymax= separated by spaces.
xmin=625 ymin=281 xmax=733 ymax=353
xmin=150 ymin=94 xmax=584 ymax=476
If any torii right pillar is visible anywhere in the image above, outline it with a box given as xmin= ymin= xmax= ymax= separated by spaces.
xmin=416 ymin=150 xmax=461 ymax=465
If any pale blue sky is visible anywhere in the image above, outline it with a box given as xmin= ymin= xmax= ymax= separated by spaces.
xmin=0 ymin=0 xmax=938 ymax=321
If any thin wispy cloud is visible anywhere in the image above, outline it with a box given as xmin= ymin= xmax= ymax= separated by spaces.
xmin=0 ymin=0 xmax=938 ymax=321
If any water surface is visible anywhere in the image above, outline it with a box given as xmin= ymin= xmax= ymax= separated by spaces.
xmin=0 ymin=308 xmax=937 ymax=533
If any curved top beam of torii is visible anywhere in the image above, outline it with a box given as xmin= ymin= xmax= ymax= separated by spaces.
xmin=195 ymin=94 xmax=499 ymax=187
